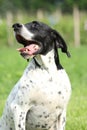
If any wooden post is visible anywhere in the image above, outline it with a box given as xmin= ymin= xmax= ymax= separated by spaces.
xmin=73 ymin=5 xmax=80 ymax=47
xmin=6 ymin=11 xmax=13 ymax=46
xmin=37 ymin=9 xmax=44 ymax=20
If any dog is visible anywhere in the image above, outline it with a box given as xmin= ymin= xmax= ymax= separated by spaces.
xmin=0 ymin=21 xmax=71 ymax=130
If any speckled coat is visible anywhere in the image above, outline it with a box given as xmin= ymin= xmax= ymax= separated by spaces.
xmin=0 ymin=21 xmax=71 ymax=130
xmin=0 ymin=50 xmax=71 ymax=130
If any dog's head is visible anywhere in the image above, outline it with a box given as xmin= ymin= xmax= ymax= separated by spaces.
xmin=12 ymin=21 xmax=70 ymax=67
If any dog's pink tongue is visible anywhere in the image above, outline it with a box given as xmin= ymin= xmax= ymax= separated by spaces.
xmin=17 ymin=44 xmax=39 ymax=55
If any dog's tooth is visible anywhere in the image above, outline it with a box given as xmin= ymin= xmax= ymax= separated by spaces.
xmin=25 ymin=48 xmax=27 ymax=51
xmin=17 ymin=48 xmax=26 ymax=52
xmin=35 ymin=45 xmax=39 ymax=49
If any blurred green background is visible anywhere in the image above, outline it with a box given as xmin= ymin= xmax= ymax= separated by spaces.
xmin=0 ymin=0 xmax=87 ymax=130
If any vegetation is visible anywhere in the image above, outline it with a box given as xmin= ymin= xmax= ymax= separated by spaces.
xmin=62 ymin=0 xmax=87 ymax=12
xmin=0 ymin=0 xmax=87 ymax=14
xmin=0 ymin=46 xmax=87 ymax=130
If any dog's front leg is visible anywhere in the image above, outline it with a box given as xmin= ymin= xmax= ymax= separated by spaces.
xmin=57 ymin=109 xmax=66 ymax=130
xmin=11 ymin=103 xmax=29 ymax=130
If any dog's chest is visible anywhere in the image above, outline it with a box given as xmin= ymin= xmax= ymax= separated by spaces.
xmin=20 ymin=68 xmax=71 ymax=130
xmin=3 ymin=63 xmax=71 ymax=130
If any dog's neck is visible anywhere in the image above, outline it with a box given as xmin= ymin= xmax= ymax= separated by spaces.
xmin=34 ymin=50 xmax=62 ymax=73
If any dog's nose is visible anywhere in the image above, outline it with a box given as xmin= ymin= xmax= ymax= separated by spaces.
xmin=12 ymin=23 xmax=22 ymax=31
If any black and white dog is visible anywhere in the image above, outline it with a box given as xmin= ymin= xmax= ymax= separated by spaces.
xmin=0 ymin=21 xmax=71 ymax=130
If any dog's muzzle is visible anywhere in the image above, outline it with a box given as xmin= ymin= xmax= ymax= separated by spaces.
xmin=12 ymin=23 xmax=42 ymax=60
xmin=12 ymin=23 xmax=22 ymax=31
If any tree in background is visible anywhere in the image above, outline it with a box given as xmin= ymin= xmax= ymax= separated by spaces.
xmin=62 ymin=0 xmax=87 ymax=12
xmin=0 ymin=0 xmax=87 ymax=14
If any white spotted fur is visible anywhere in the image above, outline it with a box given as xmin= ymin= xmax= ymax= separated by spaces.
xmin=0 ymin=50 xmax=71 ymax=130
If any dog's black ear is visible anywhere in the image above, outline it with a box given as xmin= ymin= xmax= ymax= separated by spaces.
xmin=52 ymin=30 xmax=71 ymax=57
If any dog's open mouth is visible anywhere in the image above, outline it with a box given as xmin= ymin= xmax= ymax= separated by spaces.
xmin=17 ymin=44 xmax=40 ymax=59
xmin=16 ymin=35 xmax=41 ymax=59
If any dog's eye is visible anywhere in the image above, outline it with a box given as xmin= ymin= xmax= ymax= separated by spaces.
xmin=32 ymin=21 xmax=39 ymax=29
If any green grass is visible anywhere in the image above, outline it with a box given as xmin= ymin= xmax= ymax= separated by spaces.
xmin=0 ymin=46 xmax=87 ymax=130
